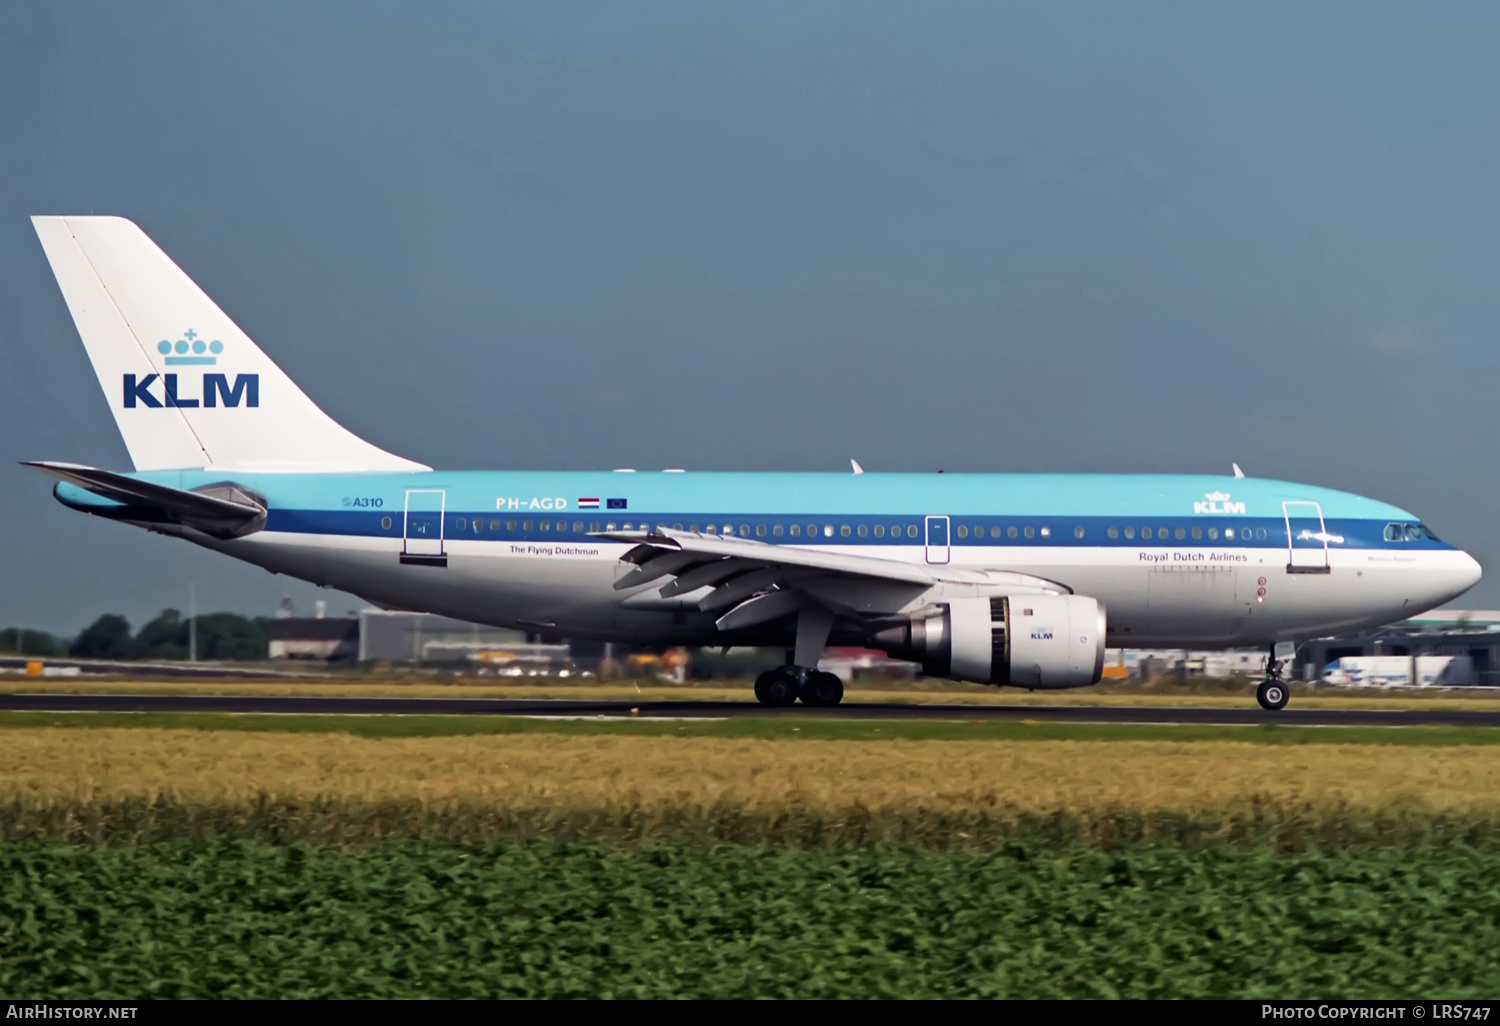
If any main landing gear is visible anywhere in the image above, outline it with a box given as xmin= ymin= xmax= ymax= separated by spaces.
xmin=752 ymin=605 xmax=844 ymax=707
xmin=1256 ymin=646 xmax=1292 ymax=711
xmin=754 ymin=666 xmax=845 ymax=707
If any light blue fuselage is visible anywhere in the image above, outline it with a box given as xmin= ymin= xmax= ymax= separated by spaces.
xmin=57 ymin=470 xmax=1482 ymax=651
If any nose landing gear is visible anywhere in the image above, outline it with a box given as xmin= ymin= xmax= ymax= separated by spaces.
xmin=1256 ymin=678 xmax=1289 ymax=711
xmin=1255 ymin=645 xmax=1292 ymax=711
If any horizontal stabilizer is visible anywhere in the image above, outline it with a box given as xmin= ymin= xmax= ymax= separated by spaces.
xmin=22 ymin=461 xmax=267 ymax=537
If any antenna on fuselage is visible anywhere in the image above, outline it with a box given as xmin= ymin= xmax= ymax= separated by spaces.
xmin=850 ymin=459 xmax=864 ymax=475
xmin=1232 ymin=463 xmax=1245 ymax=479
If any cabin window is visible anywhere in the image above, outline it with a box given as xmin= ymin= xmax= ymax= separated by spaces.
xmin=873 ymin=525 xmax=884 ymax=538
xmin=1040 ymin=527 xmax=1051 ymax=538
xmin=857 ymin=524 xmax=868 ymax=538
xmin=1175 ymin=527 xmax=1185 ymax=540
xmin=989 ymin=526 xmax=1001 ymax=539
xmin=756 ymin=524 xmax=766 ymax=538
xmin=705 ymin=524 xmax=717 ymax=534
xmin=1007 ymin=526 xmax=1018 ymax=539
xmin=1256 ymin=528 xmax=1267 ymax=540
xmin=1023 ymin=526 xmax=1034 ymax=539
xmin=1191 ymin=527 xmax=1201 ymax=540
xmin=1140 ymin=527 xmax=1152 ymax=540
xmin=590 ymin=522 xmax=600 ymax=532
xmin=381 ymin=517 xmax=392 ymax=530
xmin=1208 ymin=527 xmax=1218 ymax=540
xmin=506 ymin=520 xmax=517 ymax=531
xmin=1074 ymin=526 xmax=1085 ymax=539
xmin=892 ymin=524 xmax=903 ymax=538
xmin=773 ymin=524 xmax=784 ymax=537
xmin=524 ymin=520 xmax=534 ymax=531
xmin=811 ymin=525 xmax=820 ymax=537
xmin=1224 ymin=528 xmax=1235 ymax=539
xmin=838 ymin=525 xmax=849 ymax=537
xmin=539 ymin=520 xmax=549 ymax=532
xmin=455 ymin=518 xmax=467 ymax=531
xmin=957 ymin=525 xmax=968 ymax=539
xmin=1108 ymin=527 xmax=1118 ymax=540
xmin=1124 ymin=527 xmax=1135 ymax=539
xmin=907 ymin=524 xmax=918 ymax=539
xmin=575 ymin=522 xmax=585 ymax=533
xmin=789 ymin=524 xmax=800 ymax=537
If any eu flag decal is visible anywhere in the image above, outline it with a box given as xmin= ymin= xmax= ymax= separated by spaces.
xmin=607 ymin=498 xmax=627 ymax=510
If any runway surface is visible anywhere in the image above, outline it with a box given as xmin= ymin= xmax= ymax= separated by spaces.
xmin=4 ymin=692 xmax=1500 ymax=726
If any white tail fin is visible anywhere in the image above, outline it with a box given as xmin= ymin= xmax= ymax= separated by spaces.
xmin=32 ymin=216 xmax=429 ymax=473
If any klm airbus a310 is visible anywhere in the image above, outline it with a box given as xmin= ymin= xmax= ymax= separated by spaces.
xmin=24 ymin=216 xmax=1483 ymax=710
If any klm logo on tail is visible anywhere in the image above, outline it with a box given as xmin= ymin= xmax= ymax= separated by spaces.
xmin=125 ymin=330 xmax=258 ymax=408
xmin=159 ymin=328 xmax=222 ymax=365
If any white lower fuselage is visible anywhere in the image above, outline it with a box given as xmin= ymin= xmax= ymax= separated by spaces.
xmin=194 ymin=529 xmax=1476 ymax=650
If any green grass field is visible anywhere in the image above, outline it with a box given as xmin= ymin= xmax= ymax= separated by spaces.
xmin=5 ymin=839 xmax=1500 ymax=998
xmin=5 ymin=711 xmax=1500 ymax=997
xmin=3 ymin=709 xmax=1500 ymax=746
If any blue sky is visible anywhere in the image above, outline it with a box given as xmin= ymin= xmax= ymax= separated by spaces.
xmin=3 ymin=2 xmax=1499 ymax=631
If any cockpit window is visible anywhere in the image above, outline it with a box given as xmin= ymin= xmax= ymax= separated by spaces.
xmin=1386 ymin=522 xmax=1441 ymax=543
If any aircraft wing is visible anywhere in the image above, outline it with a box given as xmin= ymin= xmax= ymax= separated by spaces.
xmin=594 ymin=527 xmax=1065 ymax=631
xmin=22 ymin=461 xmax=267 ymax=537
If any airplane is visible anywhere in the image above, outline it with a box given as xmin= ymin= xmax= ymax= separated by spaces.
xmin=23 ymin=216 xmax=1483 ymax=711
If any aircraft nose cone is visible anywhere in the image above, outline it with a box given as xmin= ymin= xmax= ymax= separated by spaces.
xmin=1456 ymin=551 xmax=1483 ymax=594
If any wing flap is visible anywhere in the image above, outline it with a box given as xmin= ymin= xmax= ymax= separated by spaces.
xmin=595 ymin=528 xmax=936 ymax=585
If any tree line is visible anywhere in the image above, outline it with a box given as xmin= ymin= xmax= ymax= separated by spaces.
xmin=0 ymin=609 xmax=270 ymax=661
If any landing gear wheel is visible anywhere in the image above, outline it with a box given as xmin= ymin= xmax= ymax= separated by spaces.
xmin=1256 ymin=680 xmax=1290 ymax=711
xmin=800 ymin=671 xmax=845 ymax=707
xmin=754 ymin=668 xmax=799 ymax=708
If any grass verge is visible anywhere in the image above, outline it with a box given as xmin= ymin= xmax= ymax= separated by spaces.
xmin=2 ymin=710 xmax=1500 ymax=746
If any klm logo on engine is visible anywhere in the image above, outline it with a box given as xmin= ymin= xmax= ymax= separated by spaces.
xmin=1193 ymin=490 xmax=1246 ymax=515
xmin=124 ymin=330 xmax=258 ymax=408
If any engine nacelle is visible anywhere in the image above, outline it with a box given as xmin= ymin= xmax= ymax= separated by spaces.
xmin=873 ymin=595 xmax=1106 ymax=689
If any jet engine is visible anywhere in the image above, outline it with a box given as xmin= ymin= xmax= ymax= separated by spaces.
xmin=873 ymin=595 xmax=1106 ymax=689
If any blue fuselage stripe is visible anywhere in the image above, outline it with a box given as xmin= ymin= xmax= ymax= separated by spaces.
xmin=260 ymin=510 xmax=1450 ymax=552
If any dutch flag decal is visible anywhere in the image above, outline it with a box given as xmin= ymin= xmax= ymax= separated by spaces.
xmin=577 ymin=497 xmax=601 ymax=509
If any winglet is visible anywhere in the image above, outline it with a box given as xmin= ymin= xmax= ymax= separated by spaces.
xmin=851 ymin=459 xmax=864 ymax=475
xmin=1232 ymin=463 xmax=1245 ymax=479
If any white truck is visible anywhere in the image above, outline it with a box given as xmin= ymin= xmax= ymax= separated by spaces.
xmin=1320 ymin=655 xmax=1473 ymax=688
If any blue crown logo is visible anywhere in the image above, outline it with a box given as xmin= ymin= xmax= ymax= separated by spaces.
xmin=158 ymin=328 xmax=223 ymax=366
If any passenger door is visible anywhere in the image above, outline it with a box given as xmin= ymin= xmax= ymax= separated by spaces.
xmin=925 ymin=515 xmax=950 ymax=565
xmin=402 ymin=489 xmax=447 ymax=566
xmin=1283 ymin=500 xmax=1330 ymax=574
